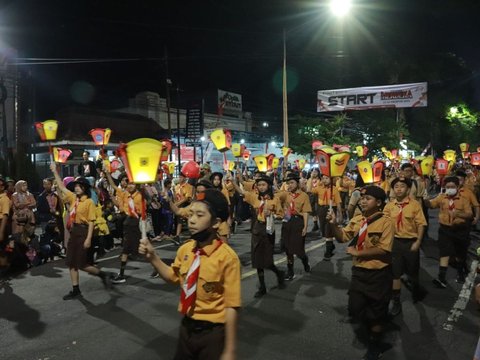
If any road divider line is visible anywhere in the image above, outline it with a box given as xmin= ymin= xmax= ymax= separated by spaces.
xmin=442 ymin=260 xmax=478 ymax=331
xmin=241 ymin=241 xmax=326 ymax=280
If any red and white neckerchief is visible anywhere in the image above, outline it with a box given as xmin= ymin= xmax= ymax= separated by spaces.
xmin=289 ymin=192 xmax=300 ymax=216
xmin=396 ymin=200 xmax=409 ymax=229
xmin=66 ymin=198 xmax=79 ymax=230
xmin=447 ymin=196 xmax=456 ymax=222
xmin=356 ymin=217 xmax=368 ymax=251
xmin=258 ymin=195 xmax=270 ymax=221
xmin=180 ymin=241 xmax=223 ymax=314
xmin=312 ymin=178 xmax=319 ymax=188
xmin=128 ymin=193 xmax=139 ymax=218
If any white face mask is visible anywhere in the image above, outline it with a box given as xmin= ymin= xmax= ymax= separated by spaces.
xmin=445 ymin=188 xmax=457 ymax=196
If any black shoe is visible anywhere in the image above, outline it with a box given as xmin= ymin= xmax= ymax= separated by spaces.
xmin=432 ymin=277 xmax=447 ymax=289
xmin=150 ymin=271 xmax=159 ymax=279
xmin=284 ymin=272 xmax=296 ymax=281
xmin=323 ymin=250 xmax=333 ymax=261
xmin=254 ymin=287 xmax=267 ymax=298
xmin=389 ymin=300 xmax=402 ymax=317
xmin=312 ymin=223 xmax=319 ymax=232
xmin=63 ymin=290 xmax=82 ymax=300
xmin=111 ymin=274 xmax=127 ymax=284
xmin=277 ymin=271 xmax=286 ymax=289
xmin=456 ymin=273 xmax=466 ymax=284
xmin=304 ymin=263 xmax=311 ymax=273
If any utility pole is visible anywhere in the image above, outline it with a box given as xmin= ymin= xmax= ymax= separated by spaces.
xmin=176 ymin=85 xmax=182 ymax=173
xmin=164 ymin=47 xmax=172 ymax=137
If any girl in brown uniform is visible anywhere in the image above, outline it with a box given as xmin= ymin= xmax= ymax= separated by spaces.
xmin=50 ymin=163 xmax=111 ymax=300
xmin=234 ymin=174 xmax=285 ymax=297
xmin=328 ymin=186 xmax=394 ymax=360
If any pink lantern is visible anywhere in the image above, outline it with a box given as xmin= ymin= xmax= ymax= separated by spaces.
xmin=470 ymin=152 xmax=480 ymax=166
xmin=312 ymin=140 xmax=323 ymax=153
xmin=89 ymin=128 xmax=112 ymax=146
xmin=435 ymin=158 xmax=449 ymax=176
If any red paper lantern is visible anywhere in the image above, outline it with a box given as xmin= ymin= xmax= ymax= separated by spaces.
xmin=242 ymin=150 xmax=251 ymax=161
xmin=312 ymin=140 xmax=323 ymax=152
xmin=89 ymin=128 xmax=111 ymax=146
xmin=470 ymin=152 xmax=480 ymax=166
xmin=110 ymin=159 xmax=121 ymax=172
xmin=160 ymin=139 xmax=173 ymax=162
xmin=181 ymin=161 xmax=200 ymax=178
xmin=435 ymin=159 xmax=449 ymax=176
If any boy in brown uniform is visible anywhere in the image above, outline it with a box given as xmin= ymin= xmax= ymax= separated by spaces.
xmin=139 ymin=189 xmax=241 ymax=360
xmin=278 ymin=173 xmax=312 ymax=280
xmin=174 ymin=173 xmax=194 ymax=244
xmin=425 ymin=176 xmax=473 ymax=286
xmin=328 ymin=186 xmax=394 ymax=360
xmin=311 ymin=174 xmax=343 ymax=260
xmin=383 ymin=177 xmax=427 ymax=316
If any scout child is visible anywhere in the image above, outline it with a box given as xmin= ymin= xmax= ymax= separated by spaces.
xmin=173 ymin=172 xmax=194 ymax=244
xmin=50 ymin=164 xmax=111 ymax=300
xmin=311 ymin=174 xmax=343 ymax=260
xmin=425 ymin=176 xmax=473 ymax=286
xmin=234 ymin=173 xmax=285 ymax=297
xmin=278 ymin=172 xmax=312 ymax=280
xmin=306 ymin=168 xmax=321 ymax=232
xmin=383 ymin=177 xmax=427 ymax=316
xmin=139 ymin=189 xmax=241 ymax=360
xmin=111 ymin=179 xmax=144 ymax=284
xmin=327 ymin=186 xmax=394 ymax=360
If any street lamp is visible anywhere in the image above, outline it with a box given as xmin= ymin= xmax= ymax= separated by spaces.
xmin=262 ymin=122 xmax=269 ymax=128
xmin=240 ymin=139 xmax=245 ymax=144
xmin=329 ymin=0 xmax=352 ymax=17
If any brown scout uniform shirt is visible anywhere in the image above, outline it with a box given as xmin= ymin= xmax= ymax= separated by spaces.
xmin=383 ymin=198 xmax=427 ymax=239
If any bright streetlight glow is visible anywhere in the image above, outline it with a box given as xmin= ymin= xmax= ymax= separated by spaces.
xmin=240 ymin=139 xmax=245 ymax=144
xmin=329 ymin=0 xmax=352 ymax=17
xmin=200 ymin=136 xmax=206 ymax=141
xmin=262 ymin=122 xmax=269 ymax=128
xmin=271 ymin=141 xmax=276 ymax=146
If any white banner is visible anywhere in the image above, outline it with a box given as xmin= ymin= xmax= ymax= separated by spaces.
xmin=218 ymin=89 xmax=242 ymax=115
xmin=317 ymin=82 xmax=427 ymax=112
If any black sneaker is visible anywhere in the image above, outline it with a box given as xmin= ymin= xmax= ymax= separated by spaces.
xmin=277 ymin=271 xmax=286 ymax=289
xmin=456 ymin=273 xmax=466 ymax=284
xmin=63 ymin=290 xmax=82 ymax=300
xmin=254 ymin=287 xmax=267 ymax=298
xmin=150 ymin=271 xmax=159 ymax=279
xmin=389 ymin=300 xmax=402 ymax=317
xmin=284 ymin=273 xmax=296 ymax=281
xmin=304 ymin=263 xmax=311 ymax=273
xmin=323 ymin=250 xmax=333 ymax=261
xmin=432 ymin=277 xmax=447 ymax=289
xmin=111 ymin=274 xmax=127 ymax=284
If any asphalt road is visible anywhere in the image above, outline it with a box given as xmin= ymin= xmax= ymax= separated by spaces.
xmin=1 ymin=210 xmax=479 ymax=360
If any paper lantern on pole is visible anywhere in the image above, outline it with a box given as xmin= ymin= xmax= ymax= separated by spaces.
xmin=282 ymin=147 xmax=292 ymax=157
xmin=89 ymin=128 xmax=111 ymax=146
xmin=459 ymin=143 xmax=469 ymax=152
xmin=210 ymin=128 xmax=232 ymax=152
xmin=312 ymin=140 xmax=323 ymax=152
xmin=420 ymin=156 xmax=434 ymax=176
xmin=110 ymin=159 xmax=122 ymax=172
xmin=52 ymin=147 xmax=72 ymax=163
xmin=254 ymin=155 xmax=268 ymax=172
xmin=295 ymin=158 xmax=306 ymax=170
xmin=410 ymin=159 xmax=422 ymax=176
xmin=160 ymin=139 xmax=173 ymax=162
xmin=242 ymin=149 xmax=251 ymax=161
xmin=272 ymin=158 xmax=280 ymax=169
xmin=470 ymin=153 xmax=480 ymax=166
xmin=435 ymin=158 xmax=449 ymax=176
xmin=34 ymin=120 xmax=58 ymax=141
xmin=316 ymin=150 xmax=350 ymax=177
xmin=443 ymin=149 xmax=456 ymax=162
xmin=357 ymin=160 xmax=384 ymax=184
xmin=462 ymin=151 xmax=470 ymax=159
xmin=117 ymin=138 xmax=163 ymax=183
xmin=181 ymin=161 xmax=201 ymax=179
xmin=337 ymin=145 xmax=351 ymax=153
xmin=356 ymin=145 xmax=368 ymax=158
xmin=266 ymin=154 xmax=275 ymax=171
xmin=231 ymin=143 xmax=246 ymax=158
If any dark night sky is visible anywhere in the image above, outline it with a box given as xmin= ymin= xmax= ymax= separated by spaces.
xmin=1 ymin=0 xmax=480 ymax=122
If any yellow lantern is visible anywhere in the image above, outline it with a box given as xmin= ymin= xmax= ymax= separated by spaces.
xmin=459 ymin=143 xmax=469 ymax=152
xmin=231 ymin=143 xmax=241 ymax=157
xmin=52 ymin=147 xmax=72 ymax=163
xmin=356 ymin=145 xmax=368 ymax=158
xmin=316 ymin=150 xmax=350 ymax=177
xmin=295 ymin=158 xmax=306 ymax=170
xmin=443 ymin=149 xmax=456 ymax=162
xmin=282 ymin=147 xmax=292 ymax=157
xmin=117 ymin=138 xmax=163 ymax=183
xmin=420 ymin=156 xmax=434 ymax=176
xmin=35 ymin=120 xmax=58 ymax=141
xmin=357 ymin=160 xmax=384 ymax=184
xmin=210 ymin=128 xmax=232 ymax=152
xmin=272 ymin=158 xmax=280 ymax=169
xmin=254 ymin=155 xmax=268 ymax=172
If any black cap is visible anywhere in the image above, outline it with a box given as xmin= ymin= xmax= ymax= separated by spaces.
xmin=66 ymin=177 xmax=91 ymax=192
xmin=195 ymin=188 xmax=229 ymax=221
xmin=210 ymin=172 xmax=224 ymax=182
xmin=455 ymin=170 xmax=467 ymax=178
xmin=195 ymin=179 xmax=213 ymax=189
xmin=360 ymin=185 xmax=386 ymax=203
xmin=391 ymin=177 xmax=412 ymax=188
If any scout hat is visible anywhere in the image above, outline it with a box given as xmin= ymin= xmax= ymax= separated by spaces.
xmin=195 ymin=179 xmax=213 ymax=189
xmin=391 ymin=176 xmax=412 ymax=188
xmin=210 ymin=172 xmax=224 ymax=182
xmin=195 ymin=188 xmax=229 ymax=221
xmin=360 ymin=185 xmax=386 ymax=203
xmin=285 ymin=172 xmax=301 ymax=182
xmin=255 ymin=173 xmax=273 ymax=185
xmin=66 ymin=176 xmax=92 ymax=192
